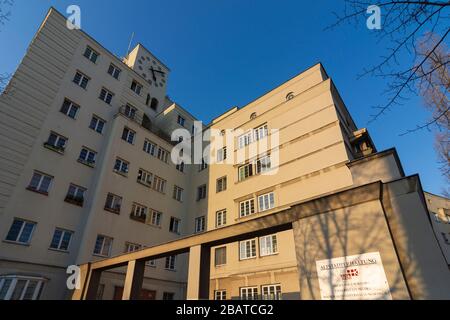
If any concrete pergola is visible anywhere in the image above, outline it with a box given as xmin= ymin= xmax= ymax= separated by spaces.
xmin=72 ymin=181 xmax=381 ymax=300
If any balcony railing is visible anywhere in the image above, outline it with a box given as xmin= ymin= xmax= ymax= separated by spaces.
xmin=117 ymin=106 xmax=174 ymax=145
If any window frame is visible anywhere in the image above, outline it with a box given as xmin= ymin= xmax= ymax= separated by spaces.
xmin=83 ymin=46 xmax=99 ymax=63
xmin=107 ymin=63 xmax=121 ymax=79
xmin=169 ymin=217 xmax=181 ymax=234
xmin=239 ymin=239 xmax=257 ymax=260
xmin=215 ymin=209 xmax=227 ymax=228
xmin=214 ymin=246 xmax=227 ymax=267
xmin=259 ymin=234 xmax=278 ymax=257
xmin=60 ymin=98 xmax=80 ymax=119
xmin=93 ymin=234 xmax=113 ymax=257
xmin=49 ymin=228 xmax=73 ymax=252
xmin=195 ymin=216 xmax=206 ymax=233
xmin=258 ymin=192 xmax=275 ymax=212
xmin=239 ymin=199 xmax=255 ymax=218
xmin=27 ymin=171 xmax=53 ymax=194
xmin=89 ymin=115 xmax=106 ymax=134
xmin=5 ymin=218 xmax=37 ymax=245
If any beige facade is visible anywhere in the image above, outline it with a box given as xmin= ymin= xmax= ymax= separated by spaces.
xmin=0 ymin=7 xmax=449 ymax=301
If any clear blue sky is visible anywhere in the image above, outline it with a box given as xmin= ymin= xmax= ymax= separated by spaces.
xmin=0 ymin=0 xmax=446 ymax=195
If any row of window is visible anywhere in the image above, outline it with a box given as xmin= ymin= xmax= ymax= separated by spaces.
xmin=81 ymin=46 xmax=159 ymax=111
xmin=0 ymin=276 xmax=45 ymax=301
xmin=214 ymin=284 xmax=281 ymax=300
xmin=237 ymin=124 xmax=269 ymax=149
xmin=3 ymin=218 xmax=178 ymax=270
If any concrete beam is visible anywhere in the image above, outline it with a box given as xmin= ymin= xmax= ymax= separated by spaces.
xmin=122 ymin=260 xmax=145 ymax=300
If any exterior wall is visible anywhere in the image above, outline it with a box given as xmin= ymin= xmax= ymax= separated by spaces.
xmin=424 ymin=192 xmax=450 ymax=265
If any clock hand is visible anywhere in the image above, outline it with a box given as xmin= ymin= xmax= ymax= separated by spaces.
xmin=150 ymin=67 xmax=157 ymax=81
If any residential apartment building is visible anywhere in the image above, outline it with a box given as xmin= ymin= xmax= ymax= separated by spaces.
xmin=1 ymin=8 xmax=449 ymax=300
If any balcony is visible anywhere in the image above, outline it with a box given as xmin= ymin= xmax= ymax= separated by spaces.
xmin=117 ymin=106 xmax=174 ymax=145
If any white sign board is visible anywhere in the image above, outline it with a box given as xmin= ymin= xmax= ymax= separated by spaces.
xmin=316 ymin=252 xmax=392 ymax=300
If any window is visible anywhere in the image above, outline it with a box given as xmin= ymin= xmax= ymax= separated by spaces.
xmin=107 ymin=63 xmax=121 ymax=79
xmin=114 ymin=158 xmax=129 ymax=175
xmin=122 ymin=127 xmax=135 ymax=144
xmin=176 ymin=162 xmax=185 ymax=173
xmin=124 ymin=104 xmax=137 ymax=119
xmin=238 ymin=132 xmax=252 ymax=149
xmin=240 ymin=287 xmax=258 ymax=300
xmin=173 ymin=186 xmax=184 ymax=202
xmin=217 ymin=147 xmax=227 ymax=162
xmin=259 ymin=234 xmax=278 ymax=256
xmin=239 ymin=239 xmax=257 ymax=260
xmin=195 ymin=216 xmax=206 ymax=233
xmin=78 ymin=147 xmax=97 ymax=166
xmin=104 ymin=193 xmax=122 ymax=214
xmin=214 ymin=290 xmax=226 ymax=300
xmin=215 ymin=247 xmax=226 ymax=266
xmin=163 ymin=292 xmax=175 ymax=300
xmin=89 ymin=115 xmax=106 ymax=134
xmin=197 ymin=184 xmax=207 ymax=201
xmin=131 ymin=80 xmax=142 ymax=95
xmin=73 ymin=71 xmax=89 ymax=89
xmin=124 ymin=242 xmax=141 ymax=253
xmin=157 ymin=147 xmax=169 ymax=163
xmin=130 ymin=203 xmax=147 ymax=222
xmin=165 ymin=256 xmax=176 ymax=270
xmin=93 ymin=235 xmax=113 ymax=257
xmin=60 ymin=99 xmax=79 ymax=119
xmin=199 ymin=159 xmax=208 ymax=171
xmin=150 ymin=210 xmax=162 ymax=227
xmin=5 ymin=219 xmax=36 ymax=244
xmin=238 ymin=163 xmax=253 ymax=181
xmin=177 ymin=115 xmax=185 ymax=127
xmin=216 ymin=209 xmax=227 ymax=228
xmin=143 ymin=139 xmax=157 ymax=156
xmin=258 ymin=192 xmax=275 ymax=212
xmin=44 ymin=132 xmax=67 ymax=152
xmin=0 ymin=276 xmax=45 ymax=300
xmin=28 ymin=171 xmax=53 ymax=194
xmin=49 ymin=228 xmax=73 ymax=251
xmin=152 ymin=176 xmax=166 ymax=193
xmin=83 ymin=46 xmax=99 ymax=63
xmin=261 ymin=284 xmax=282 ymax=300
xmin=99 ymin=88 xmax=114 ymax=105
xmin=254 ymin=124 xmax=268 ymax=141
xmin=137 ymin=168 xmax=152 ymax=187
xmin=239 ymin=199 xmax=255 ymax=218
xmin=216 ymin=176 xmax=227 ymax=193
xmin=65 ymin=184 xmax=86 ymax=206
xmin=169 ymin=217 xmax=180 ymax=233
xmin=256 ymin=155 xmax=271 ymax=174
xmin=150 ymin=98 xmax=159 ymax=111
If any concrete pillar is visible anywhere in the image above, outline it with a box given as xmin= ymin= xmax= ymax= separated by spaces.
xmin=122 ymin=260 xmax=145 ymax=300
xmin=187 ymin=245 xmax=210 ymax=300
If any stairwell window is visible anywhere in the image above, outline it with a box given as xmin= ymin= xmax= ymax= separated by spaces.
xmin=5 ymin=219 xmax=36 ymax=245
xmin=165 ymin=256 xmax=176 ymax=270
xmin=195 ymin=216 xmax=206 ymax=233
xmin=93 ymin=235 xmax=113 ymax=257
xmin=49 ymin=228 xmax=73 ymax=251
xmin=78 ymin=147 xmax=97 ymax=167
xmin=143 ymin=139 xmax=157 ymax=156
xmin=65 ymin=184 xmax=86 ymax=207
xmin=239 ymin=239 xmax=257 ymax=260
xmin=239 ymin=199 xmax=255 ymax=218
xmin=216 ymin=209 xmax=227 ymax=227
xmin=89 ymin=115 xmax=106 ymax=134
xmin=99 ymin=88 xmax=114 ymax=105
xmin=114 ymin=158 xmax=129 ymax=176
xmin=122 ymin=127 xmax=135 ymax=144
xmin=238 ymin=163 xmax=253 ymax=181
xmin=137 ymin=168 xmax=153 ymax=187
xmin=44 ymin=132 xmax=67 ymax=153
xmin=83 ymin=46 xmax=99 ymax=63
xmin=169 ymin=217 xmax=180 ymax=234
xmin=60 ymin=99 xmax=79 ymax=119
xmin=104 ymin=193 xmax=122 ymax=214
xmin=258 ymin=192 xmax=275 ymax=212
xmin=259 ymin=234 xmax=278 ymax=256
xmin=131 ymin=80 xmax=142 ymax=95
xmin=73 ymin=71 xmax=90 ymax=89
xmin=28 ymin=171 xmax=53 ymax=194
xmin=173 ymin=186 xmax=184 ymax=202
xmin=107 ymin=63 xmax=121 ymax=79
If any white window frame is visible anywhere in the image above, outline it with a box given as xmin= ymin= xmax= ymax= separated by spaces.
xmin=256 ymin=155 xmax=272 ymax=174
xmin=239 ymin=199 xmax=255 ymax=218
xmin=217 ymin=147 xmax=227 ymax=162
xmin=0 ymin=276 xmax=46 ymax=300
xmin=153 ymin=176 xmax=166 ymax=193
xmin=131 ymin=203 xmax=148 ymax=220
xmin=60 ymin=99 xmax=79 ymax=119
xmin=165 ymin=255 xmax=176 ymax=270
xmin=216 ymin=209 xmax=227 ymax=228
xmin=254 ymin=124 xmax=268 ymax=141
xmin=108 ymin=63 xmax=121 ymax=79
xmin=137 ymin=168 xmax=153 ymax=187
xmin=49 ymin=228 xmax=73 ymax=251
xmin=124 ymin=104 xmax=137 ymax=119
xmin=46 ymin=132 xmax=67 ymax=151
xmin=240 ymin=287 xmax=258 ymax=300
xmin=131 ymin=80 xmax=143 ymax=95
xmin=83 ymin=46 xmax=99 ymax=63
xmin=28 ymin=171 xmax=53 ymax=194
xmin=89 ymin=115 xmax=105 ymax=134
xmin=73 ymin=71 xmax=90 ymax=89
xmin=216 ymin=176 xmax=227 ymax=193
xmin=143 ymin=139 xmax=157 ymax=156
xmin=104 ymin=193 xmax=122 ymax=213
xmin=258 ymin=192 xmax=275 ymax=212
xmin=238 ymin=132 xmax=252 ymax=149
xmin=114 ymin=158 xmax=129 ymax=175
xmin=259 ymin=234 xmax=278 ymax=256
xmin=5 ymin=219 xmax=37 ymax=245
xmin=238 ymin=163 xmax=253 ymax=181
xmin=173 ymin=186 xmax=184 ymax=202
xmin=239 ymin=239 xmax=257 ymax=260
xmin=197 ymin=184 xmax=207 ymax=201
xmin=150 ymin=210 xmax=162 ymax=227
xmin=195 ymin=216 xmax=206 ymax=233
xmin=122 ymin=127 xmax=135 ymax=144
xmin=261 ymin=284 xmax=282 ymax=300
xmin=79 ymin=147 xmax=97 ymax=166
xmin=99 ymin=88 xmax=114 ymax=105
xmin=214 ymin=290 xmax=227 ymax=300
xmin=157 ymin=147 xmax=169 ymax=163
xmin=124 ymin=242 xmax=142 ymax=253
xmin=169 ymin=217 xmax=181 ymax=234
xmin=66 ymin=184 xmax=86 ymax=204
xmin=93 ymin=235 xmax=113 ymax=257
